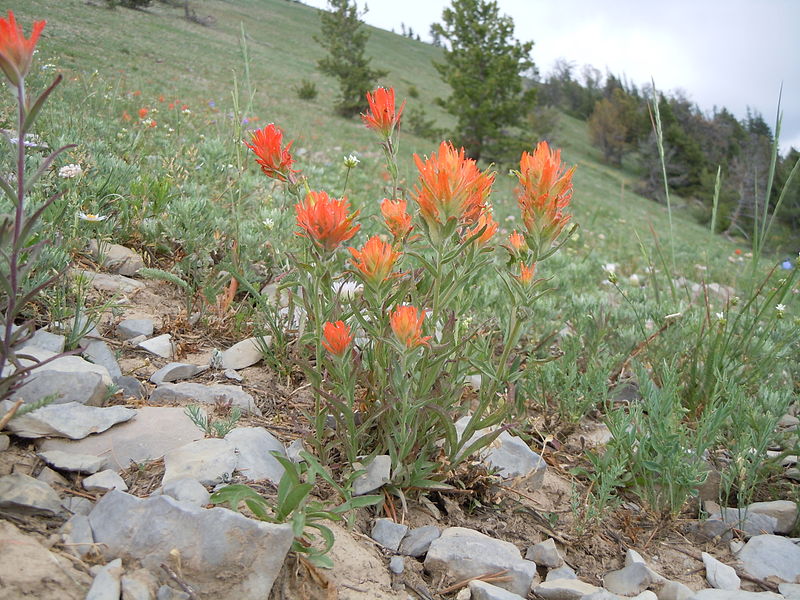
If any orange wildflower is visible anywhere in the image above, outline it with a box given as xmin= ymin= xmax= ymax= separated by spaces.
xmin=158 ymin=95 xmax=165 ymax=102
xmin=168 ymin=102 xmax=175 ymax=110
xmin=509 ymin=230 xmax=526 ymax=252
xmin=464 ymin=211 xmax=498 ymax=247
xmin=322 ymin=321 xmax=354 ymax=356
xmin=121 ymin=111 xmax=131 ymax=122
xmin=362 ymin=87 xmax=405 ymax=139
xmin=380 ymin=198 xmax=413 ymax=240
xmin=149 ymin=120 xmax=157 ymax=128
xmin=413 ymin=141 xmax=494 ymax=236
xmin=132 ymin=90 xmax=141 ymax=96
xmin=515 ymin=262 xmax=536 ymax=286
xmin=515 ymin=141 xmax=575 ymax=248
xmin=349 ymin=236 xmax=401 ymax=287
xmin=138 ymin=107 xmax=148 ymax=119
xmin=0 ymin=11 xmax=45 ymax=86
xmin=245 ymin=123 xmax=298 ymax=182
xmin=390 ymin=305 xmax=431 ymax=349
xmin=295 ymin=190 xmax=360 ymax=252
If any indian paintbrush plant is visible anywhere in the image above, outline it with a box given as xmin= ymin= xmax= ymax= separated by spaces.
xmin=240 ymin=86 xmax=577 ymax=497
xmin=0 ymin=12 xmax=78 ymax=414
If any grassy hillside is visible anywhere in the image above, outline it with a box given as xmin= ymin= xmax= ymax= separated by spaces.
xmin=14 ymin=0 xmax=750 ymax=277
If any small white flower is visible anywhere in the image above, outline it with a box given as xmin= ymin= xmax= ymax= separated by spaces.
xmin=776 ymin=304 xmax=786 ymax=312
xmin=343 ymin=154 xmax=360 ymax=168
xmin=715 ymin=312 xmax=724 ymax=321
xmin=182 ymin=108 xmax=191 ymax=115
xmin=58 ymin=164 xmax=83 ymax=178
xmin=602 ymin=263 xmax=617 ymax=274
xmin=263 ymin=218 xmax=275 ymax=230
xmin=505 ymin=214 xmax=516 ymax=222
xmin=78 ymin=212 xmax=108 ymax=223
xmin=628 ymin=273 xmax=641 ymax=286
xmin=333 ymin=280 xmax=363 ymax=301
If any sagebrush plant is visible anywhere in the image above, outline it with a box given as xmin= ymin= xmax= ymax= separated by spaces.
xmin=243 ymin=86 xmax=578 ymax=494
xmin=0 ymin=12 xmax=78 ymax=406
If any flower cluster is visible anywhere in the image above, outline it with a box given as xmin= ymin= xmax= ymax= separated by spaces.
xmin=0 ymin=11 xmax=45 ymax=87
xmin=362 ymin=87 xmax=404 ymax=140
xmin=245 ymin=123 xmax=297 ymax=182
xmin=295 ymin=190 xmax=360 ymax=252
xmin=58 ymin=163 xmax=82 ymax=178
xmin=412 ymin=141 xmax=495 ymax=241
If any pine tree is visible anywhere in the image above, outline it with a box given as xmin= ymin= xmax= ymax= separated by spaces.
xmin=315 ymin=0 xmax=387 ymax=117
xmin=431 ymin=0 xmax=536 ymax=162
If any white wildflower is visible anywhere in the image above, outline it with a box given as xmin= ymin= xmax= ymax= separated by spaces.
xmin=343 ymin=154 xmax=360 ymax=168
xmin=263 ymin=218 xmax=275 ymax=230
xmin=78 ymin=212 xmax=108 ymax=223
xmin=58 ymin=164 xmax=82 ymax=178
xmin=333 ymin=280 xmax=363 ymax=301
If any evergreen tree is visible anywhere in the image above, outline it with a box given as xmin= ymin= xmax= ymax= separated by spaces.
xmin=315 ymin=0 xmax=387 ymax=117
xmin=431 ymin=0 xmax=536 ymax=162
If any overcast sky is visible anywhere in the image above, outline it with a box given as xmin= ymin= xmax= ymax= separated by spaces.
xmin=301 ymin=0 xmax=800 ymax=152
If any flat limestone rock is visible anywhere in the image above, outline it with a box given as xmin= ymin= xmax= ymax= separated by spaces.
xmin=736 ymin=534 xmax=800 ymax=582
xmin=224 ymin=426 xmax=286 ymax=484
xmin=10 ymin=370 xmax=107 ymax=407
xmin=149 ymin=382 xmax=262 ymax=416
xmin=163 ymin=438 xmax=238 ymax=485
xmin=221 ymin=336 xmax=271 ymax=370
xmin=2 ymin=400 xmax=135 ymax=439
xmin=38 ymin=406 xmax=205 ymax=471
xmin=0 ymin=472 xmax=63 ymax=515
xmin=425 ymin=526 xmax=537 ymax=597
xmin=38 ymin=449 xmax=107 ymax=473
xmin=76 ymin=269 xmax=145 ymax=294
xmin=88 ymin=490 xmax=294 ymax=599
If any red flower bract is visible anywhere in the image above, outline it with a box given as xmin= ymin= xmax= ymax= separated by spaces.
xmin=380 ymin=198 xmax=413 ymax=240
xmin=349 ymin=236 xmax=401 ymax=287
xmin=0 ymin=11 xmax=45 ymax=87
xmin=245 ymin=123 xmax=297 ymax=182
xmin=362 ymin=87 xmax=405 ymax=139
xmin=413 ymin=141 xmax=494 ymax=235
xmin=390 ymin=305 xmax=431 ymax=349
xmin=322 ymin=321 xmax=353 ymax=356
xmin=464 ymin=211 xmax=498 ymax=247
xmin=295 ymin=191 xmax=360 ymax=252
xmin=515 ymin=141 xmax=576 ymax=248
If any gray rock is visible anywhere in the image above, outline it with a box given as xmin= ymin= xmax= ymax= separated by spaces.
xmin=163 ymin=438 xmax=238 ymax=485
xmin=37 ymin=465 xmax=69 ymax=486
xmin=122 ymin=568 xmax=159 ymax=600
xmin=604 ymin=563 xmax=665 ymax=596
xmin=286 ymin=438 xmax=305 ymax=462
xmin=353 ymin=455 xmax=391 ymax=495
xmin=2 ymin=400 xmax=135 ymax=439
xmin=688 ymin=591 xmax=783 ymax=600
xmin=225 ymin=427 xmax=286 ymax=483
xmin=88 ymin=490 xmax=294 ymax=599
xmin=546 ymin=565 xmax=577 ymax=581
xmin=470 ymin=579 xmax=527 ymax=600
xmin=86 ymin=558 xmax=123 ymax=600
xmin=702 ymin=552 xmax=740 ymax=590
xmin=656 ymin=580 xmax=694 ymax=600
xmin=117 ymin=318 xmax=154 ymax=340
xmin=81 ymin=339 xmax=122 ymax=380
xmin=583 ymin=591 xmax=624 ymax=600
xmin=0 ymin=472 xmax=62 ymax=515
xmin=138 ymin=334 xmax=174 ymax=359
xmin=779 ymin=584 xmax=800 ymax=600
xmin=0 ymin=433 xmax=8 ymax=451
xmin=525 ymin=538 xmax=564 ymax=568
xmin=371 ymin=518 xmax=408 ymax=552
xmin=150 ymin=382 xmax=261 ymax=416
xmin=718 ymin=507 xmax=778 ymax=536
xmin=626 ymin=549 xmax=646 ymax=565
xmin=39 ymin=407 xmax=205 ymax=471
xmin=425 ymin=526 xmax=537 ymax=597
xmin=454 ymin=417 xmax=546 ymax=489
xmin=746 ymin=500 xmax=797 ymax=534
xmin=22 ymin=329 xmax=66 ymax=353
xmin=4 ymin=345 xmax=113 ymax=386
xmin=11 ymin=370 xmax=107 ymax=407
xmin=38 ymin=449 xmax=106 ymax=473
xmin=62 ymin=495 xmax=93 ymax=516
xmin=84 ymin=469 xmax=128 ymax=492
xmin=223 ymin=368 xmax=243 ymax=382
xmin=221 ymin=336 xmax=270 ymax=370
xmin=534 ymin=578 xmax=601 ymax=600
xmin=157 ymin=585 xmax=190 ymax=600
xmin=91 ymin=241 xmax=145 ymax=276
xmin=114 ymin=375 xmax=146 ymax=399
xmin=633 ymin=592 xmax=659 ymax=600
xmin=78 ymin=269 xmax=145 ymax=294
xmin=399 ymin=525 xmax=441 ymax=557
xmin=162 ymin=478 xmax=210 ymax=507
xmin=736 ymin=534 xmax=800 ymax=582
xmin=150 ymin=362 xmax=208 ymax=385
xmin=389 ymin=555 xmax=405 ymax=575
xmin=778 ymin=414 xmax=800 ymax=430
xmin=61 ymin=514 xmax=95 ymax=558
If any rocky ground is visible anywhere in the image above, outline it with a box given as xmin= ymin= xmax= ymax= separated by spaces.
xmin=0 ymin=243 xmax=798 ymax=600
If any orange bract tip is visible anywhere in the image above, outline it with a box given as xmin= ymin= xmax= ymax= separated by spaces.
xmin=361 ymin=87 xmax=405 ymax=138
xmin=390 ymin=305 xmax=431 ymax=349
xmin=322 ymin=321 xmax=354 ymax=356
xmin=295 ymin=191 xmax=360 ymax=252
xmin=349 ymin=236 xmax=401 ymax=286
xmin=0 ymin=11 xmax=45 ymax=86
xmin=245 ymin=123 xmax=298 ymax=182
